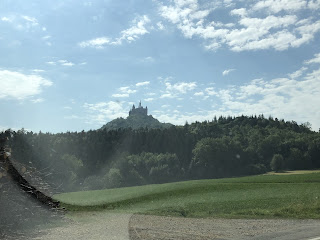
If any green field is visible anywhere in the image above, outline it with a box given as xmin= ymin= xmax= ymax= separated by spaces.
xmin=54 ymin=173 xmax=320 ymax=219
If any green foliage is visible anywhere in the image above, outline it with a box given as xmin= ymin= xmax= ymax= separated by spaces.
xmin=105 ymin=168 xmax=123 ymax=188
xmin=60 ymin=154 xmax=83 ymax=172
xmin=270 ymin=154 xmax=285 ymax=172
xmin=124 ymin=152 xmax=182 ymax=184
xmin=83 ymin=175 xmax=104 ymax=190
xmin=246 ymin=164 xmax=267 ymax=175
xmin=308 ymin=137 xmax=320 ymax=168
xmin=191 ymin=137 xmax=244 ymax=178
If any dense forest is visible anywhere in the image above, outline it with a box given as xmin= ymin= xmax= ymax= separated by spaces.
xmin=1 ymin=115 xmax=320 ymax=192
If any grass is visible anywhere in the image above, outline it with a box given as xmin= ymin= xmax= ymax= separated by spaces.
xmin=54 ymin=172 xmax=320 ymax=219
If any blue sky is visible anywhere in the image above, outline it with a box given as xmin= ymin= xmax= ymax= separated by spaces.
xmin=1 ymin=0 xmax=320 ymax=133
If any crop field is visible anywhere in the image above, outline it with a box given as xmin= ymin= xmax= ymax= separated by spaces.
xmin=54 ymin=172 xmax=320 ymax=219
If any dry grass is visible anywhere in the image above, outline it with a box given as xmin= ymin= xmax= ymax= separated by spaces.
xmin=266 ymin=170 xmax=320 ymax=175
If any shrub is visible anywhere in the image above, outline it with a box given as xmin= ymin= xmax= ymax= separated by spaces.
xmin=105 ymin=168 xmax=123 ymax=188
xmin=270 ymin=154 xmax=285 ymax=172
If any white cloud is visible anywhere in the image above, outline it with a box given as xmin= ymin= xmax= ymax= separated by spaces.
xmin=160 ymin=81 xmax=197 ymax=99
xmin=42 ymin=35 xmax=51 ymax=40
xmin=226 ymin=15 xmax=299 ymax=51
xmin=288 ymin=67 xmax=307 ymax=79
xmin=305 ymin=53 xmax=320 ymax=64
xmin=119 ymin=86 xmax=129 ymax=92
xmin=111 ymin=86 xmax=137 ymax=98
xmin=32 ymin=69 xmax=45 ymax=73
xmin=223 ymin=0 xmax=235 ymax=8
xmin=308 ymin=0 xmax=320 ymax=9
xmin=136 ymin=81 xmax=150 ymax=87
xmin=160 ymin=93 xmax=175 ymax=98
xmin=118 ymin=86 xmax=136 ymax=94
xmin=222 ymin=68 xmax=235 ymax=76
xmin=144 ymin=98 xmax=154 ymax=102
xmin=161 ymin=104 xmax=170 ymax=108
xmin=116 ymin=15 xmax=150 ymax=44
xmin=61 ymin=62 xmax=75 ymax=66
xmin=79 ymin=37 xmax=110 ymax=49
xmin=79 ymin=15 xmax=150 ymax=48
xmin=22 ymin=16 xmax=38 ymax=25
xmin=252 ymin=0 xmax=308 ymax=13
xmin=230 ymin=8 xmax=247 ymax=17
xmin=158 ymin=0 xmax=320 ymax=52
xmin=205 ymin=87 xmax=217 ymax=96
xmin=46 ymin=60 xmax=75 ymax=66
xmin=141 ymin=56 xmax=155 ymax=63
xmin=0 ymin=70 xmax=52 ymax=100
xmin=1 ymin=17 xmax=11 ymax=22
xmin=165 ymin=81 xmax=197 ymax=93
xmin=83 ymin=101 xmax=127 ymax=125
xmin=112 ymin=93 xmax=129 ymax=98
xmin=194 ymin=91 xmax=204 ymax=96
xmin=31 ymin=98 xmax=44 ymax=103
xmin=2 ymin=14 xmax=43 ymax=32
xmin=20 ymin=15 xmax=39 ymax=30
xmin=157 ymin=21 xmax=165 ymax=30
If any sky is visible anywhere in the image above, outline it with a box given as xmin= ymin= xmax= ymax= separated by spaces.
xmin=0 ymin=0 xmax=320 ymax=133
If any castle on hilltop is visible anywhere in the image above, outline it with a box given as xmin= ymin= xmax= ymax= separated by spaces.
xmin=129 ymin=101 xmax=148 ymax=116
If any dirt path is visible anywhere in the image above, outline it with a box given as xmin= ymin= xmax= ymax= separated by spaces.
xmin=129 ymin=215 xmax=320 ymax=240
xmin=31 ymin=212 xmax=132 ymax=240
xmin=22 ymin=212 xmax=320 ymax=240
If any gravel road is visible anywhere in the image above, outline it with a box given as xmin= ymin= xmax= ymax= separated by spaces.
xmin=8 ymin=212 xmax=319 ymax=240
xmin=129 ymin=214 xmax=320 ymax=240
xmin=31 ymin=212 xmax=132 ymax=240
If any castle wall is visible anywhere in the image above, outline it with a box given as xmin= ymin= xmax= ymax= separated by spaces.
xmin=129 ymin=105 xmax=148 ymax=116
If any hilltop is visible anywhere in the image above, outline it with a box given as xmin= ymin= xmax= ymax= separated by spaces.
xmin=100 ymin=114 xmax=173 ymax=131
xmin=100 ymin=102 xmax=173 ymax=131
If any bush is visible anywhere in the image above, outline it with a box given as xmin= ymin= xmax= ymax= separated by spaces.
xmin=83 ymin=175 xmax=104 ymax=190
xmin=270 ymin=154 xmax=285 ymax=172
xmin=105 ymin=168 xmax=123 ymax=188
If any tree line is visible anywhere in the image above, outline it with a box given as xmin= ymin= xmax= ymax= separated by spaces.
xmin=2 ymin=115 xmax=319 ymax=192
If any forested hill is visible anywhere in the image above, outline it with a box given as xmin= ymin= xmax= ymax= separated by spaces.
xmin=100 ymin=114 xmax=172 ymax=131
xmin=2 ymin=115 xmax=319 ymax=192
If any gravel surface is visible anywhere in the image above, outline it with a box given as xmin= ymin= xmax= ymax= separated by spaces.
xmin=129 ymin=215 xmax=320 ymax=240
xmin=30 ymin=212 xmax=132 ymax=240
xmin=3 ymin=212 xmax=318 ymax=240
